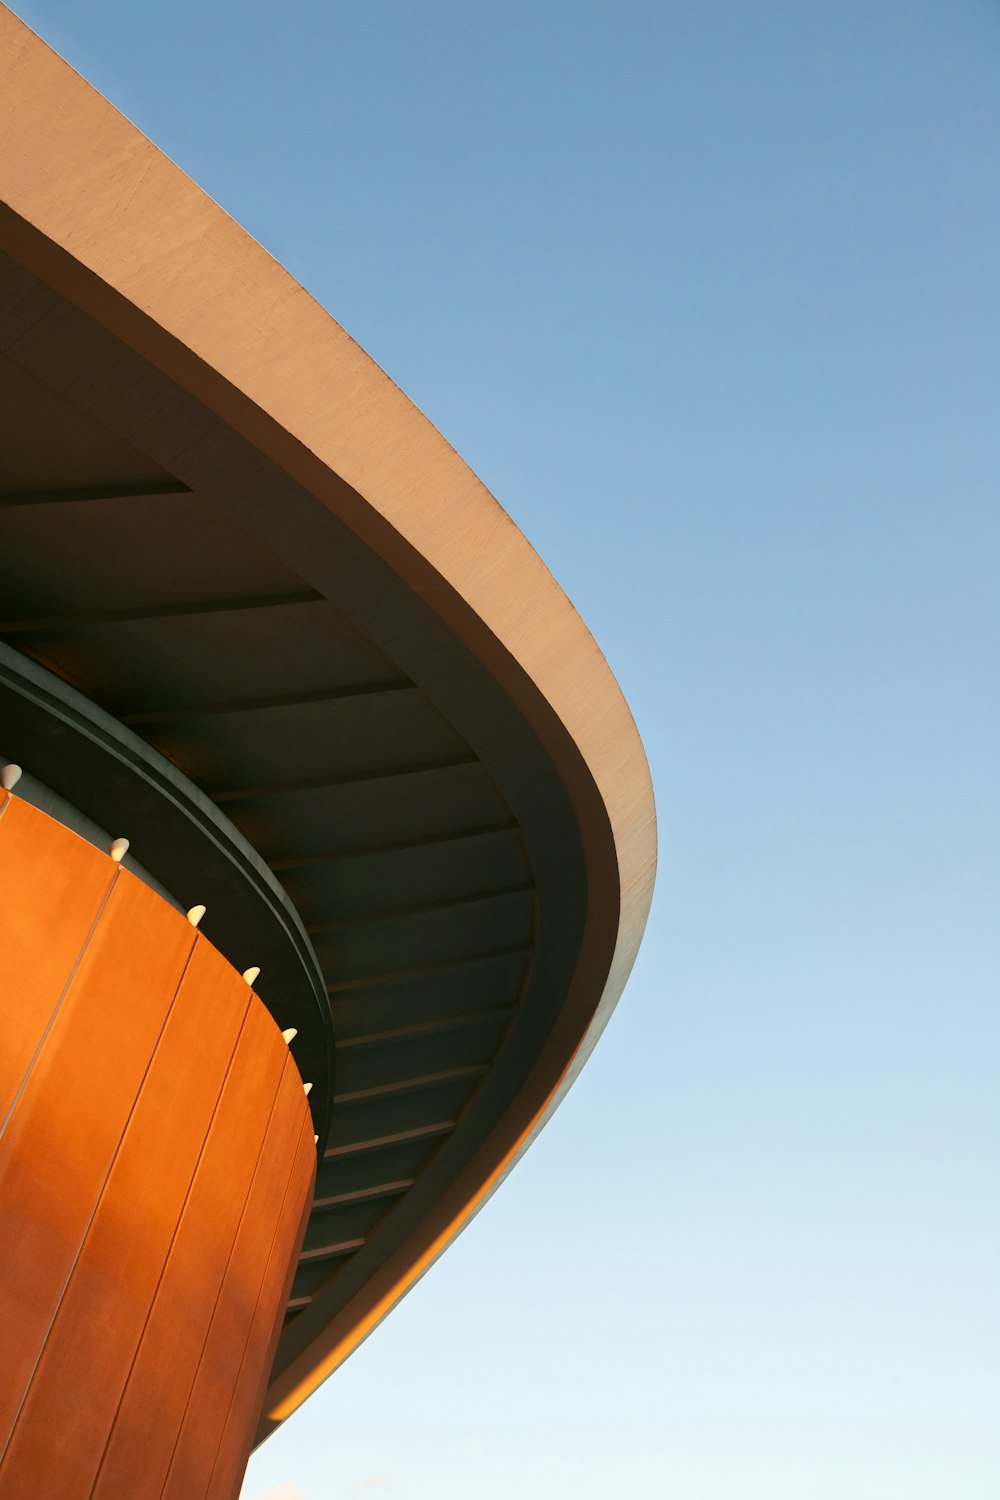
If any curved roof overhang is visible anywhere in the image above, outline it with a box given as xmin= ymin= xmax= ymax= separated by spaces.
xmin=0 ymin=8 xmax=656 ymax=1439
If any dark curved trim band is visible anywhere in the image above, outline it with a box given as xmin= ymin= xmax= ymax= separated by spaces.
xmin=0 ymin=640 xmax=333 ymax=1139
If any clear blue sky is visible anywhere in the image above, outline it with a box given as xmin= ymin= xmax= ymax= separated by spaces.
xmin=12 ymin=3 xmax=1000 ymax=1496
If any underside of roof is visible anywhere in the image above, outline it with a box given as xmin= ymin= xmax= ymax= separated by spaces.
xmin=0 ymin=5 xmax=656 ymax=1440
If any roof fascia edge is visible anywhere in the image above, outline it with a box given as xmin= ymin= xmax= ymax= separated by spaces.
xmin=0 ymin=11 xmax=656 ymax=959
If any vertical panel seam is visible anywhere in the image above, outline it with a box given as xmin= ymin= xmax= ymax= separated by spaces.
xmin=159 ymin=1046 xmax=293 ymax=1500
xmin=0 ymin=921 xmax=199 ymax=1466
xmin=205 ymin=1101 xmax=315 ymax=1500
xmin=90 ymin=976 xmax=256 ymax=1496
xmin=0 ymin=860 xmax=119 ymax=1146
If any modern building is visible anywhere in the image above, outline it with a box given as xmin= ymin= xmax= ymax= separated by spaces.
xmin=0 ymin=8 xmax=656 ymax=1498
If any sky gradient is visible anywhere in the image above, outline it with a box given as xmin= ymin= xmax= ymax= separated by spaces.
xmin=10 ymin=3 xmax=1000 ymax=1496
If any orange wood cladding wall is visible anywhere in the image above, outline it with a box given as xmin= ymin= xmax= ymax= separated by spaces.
xmin=0 ymin=792 xmax=317 ymax=1500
